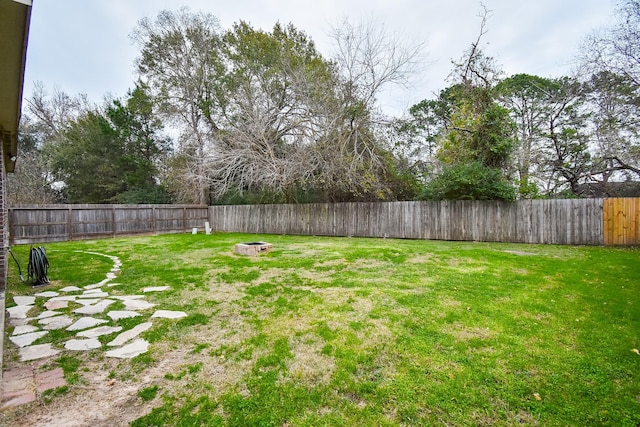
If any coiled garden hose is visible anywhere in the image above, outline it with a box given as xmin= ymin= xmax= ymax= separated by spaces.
xmin=8 ymin=246 xmax=50 ymax=287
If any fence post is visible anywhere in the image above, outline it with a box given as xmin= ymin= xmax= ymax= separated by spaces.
xmin=112 ymin=205 xmax=116 ymax=238
xmin=67 ymin=207 xmax=73 ymax=241
xmin=183 ymin=207 xmax=187 ymax=233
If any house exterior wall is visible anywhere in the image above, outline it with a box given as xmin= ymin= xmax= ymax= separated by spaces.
xmin=0 ymin=132 xmax=6 ymax=383
xmin=0 ymin=132 xmax=5 ymax=292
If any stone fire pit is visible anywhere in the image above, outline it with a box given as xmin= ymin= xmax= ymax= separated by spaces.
xmin=234 ymin=242 xmax=273 ymax=256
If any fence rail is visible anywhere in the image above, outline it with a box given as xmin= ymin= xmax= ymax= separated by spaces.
xmin=8 ymin=204 xmax=209 ymax=244
xmin=8 ymin=198 xmax=639 ymax=246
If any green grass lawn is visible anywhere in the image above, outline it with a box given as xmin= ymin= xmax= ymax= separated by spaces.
xmin=3 ymin=233 xmax=640 ymax=426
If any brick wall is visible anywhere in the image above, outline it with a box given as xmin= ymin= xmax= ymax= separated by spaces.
xmin=0 ymin=133 xmax=6 ymax=293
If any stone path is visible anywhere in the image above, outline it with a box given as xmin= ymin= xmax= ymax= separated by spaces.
xmin=1 ymin=251 xmax=188 ymax=409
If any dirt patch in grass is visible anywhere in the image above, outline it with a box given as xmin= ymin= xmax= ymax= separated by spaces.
xmin=442 ymin=322 xmax=495 ymax=341
xmin=263 ymin=312 xmax=315 ymax=337
xmin=361 ymin=318 xmax=395 ymax=348
xmin=280 ymin=333 xmax=335 ymax=386
xmin=502 ymin=250 xmax=538 ymax=256
xmin=314 ymin=258 xmax=348 ymax=268
xmin=204 ymin=278 xmax=248 ymax=303
xmin=256 ymin=267 xmax=334 ymax=284
xmin=345 ymin=259 xmax=389 ymax=271
xmin=470 ymin=403 xmax=540 ymax=426
xmin=445 ymin=258 xmax=488 ymax=273
xmin=406 ymin=253 xmax=436 ymax=264
xmin=176 ymin=248 xmax=220 ymax=264
xmin=514 ymin=310 xmax=555 ymax=323
xmin=295 ymin=269 xmax=335 ymax=283
xmin=4 ymin=359 xmax=150 ymax=427
xmin=438 ymin=297 xmax=463 ymax=308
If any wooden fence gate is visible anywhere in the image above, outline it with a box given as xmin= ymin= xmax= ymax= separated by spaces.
xmin=603 ymin=198 xmax=640 ymax=245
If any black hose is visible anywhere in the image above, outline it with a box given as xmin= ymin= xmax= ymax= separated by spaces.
xmin=8 ymin=246 xmax=50 ymax=287
xmin=28 ymin=246 xmax=49 ymax=286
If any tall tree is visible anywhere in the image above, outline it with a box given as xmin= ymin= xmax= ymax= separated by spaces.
xmin=7 ymin=84 xmax=90 ymax=205
xmin=207 ymin=21 xmax=333 ymax=202
xmin=106 ymin=84 xmax=173 ymax=203
xmin=6 ymin=116 xmax=60 ymax=204
xmin=316 ymin=17 xmax=424 ymax=201
xmin=581 ymin=0 xmax=640 ymax=85
xmin=583 ymin=71 xmax=640 ymax=182
xmin=49 ymin=88 xmax=172 ymax=204
xmin=134 ymin=10 xmax=422 ymax=204
xmin=496 ymin=74 xmax=564 ymax=197
xmin=50 ymin=110 xmax=125 ymax=203
xmin=420 ymin=6 xmax=516 ymax=200
xmin=132 ymin=7 xmax=223 ymax=204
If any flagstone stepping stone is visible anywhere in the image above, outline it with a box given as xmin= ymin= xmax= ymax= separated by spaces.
xmin=106 ymin=282 xmax=121 ymax=287
xmin=113 ymin=295 xmax=144 ymax=300
xmin=74 ymin=299 xmax=100 ymax=306
xmin=60 ymin=286 xmax=82 ymax=292
xmin=151 ymin=310 xmax=188 ymax=319
xmin=65 ymin=338 xmax=101 ymax=351
xmin=37 ymin=310 xmax=61 ymax=319
xmin=49 ymin=295 xmax=77 ymax=301
xmin=79 ymin=292 xmax=109 ymax=298
xmin=74 ymin=299 xmax=115 ymax=315
xmin=105 ymin=339 xmax=149 ymax=359
xmin=107 ymin=310 xmax=140 ymax=321
xmin=122 ymin=299 xmax=156 ymax=311
xmin=106 ymin=272 xmax=117 ymax=279
xmin=10 ymin=331 xmax=48 ymax=347
xmin=10 ymin=317 xmax=34 ymax=327
xmin=34 ymin=291 xmax=59 ymax=298
xmin=44 ymin=300 xmax=69 ymax=310
xmin=143 ymin=286 xmax=171 ymax=293
xmin=13 ymin=296 xmax=36 ymax=306
xmin=12 ymin=325 xmax=39 ymax=335
xmin=7 ymin=305 xmax=33 ymax=319
xmin=83 ymin=288 xmax=105 ymax=294
xmin=40 ymin=315 xmax=74 ymax=330
xmin=77 ymin=326 xmax=122 ymax=339
xmin=107 ymin=322 xmax=153 ymax=347
xmin=86 ymin=278 xmax=111 ymax=288
xmin=20 ymin=343 xmax=60 ymax=361
xmin=39 ymin=315 xmax=66 ymax=325
xmin=67 ymin=317 xmax=108 ymax=331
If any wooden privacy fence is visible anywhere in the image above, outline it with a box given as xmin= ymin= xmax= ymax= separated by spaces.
xmin=9 ymin=204 xmax=209 ymax=245
xmin=210 ymin=199 xmax=610 ymax=246
xmin=8 ymin=198 xmax=640 ymax=246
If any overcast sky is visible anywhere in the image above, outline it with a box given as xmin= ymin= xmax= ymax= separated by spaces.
xmin=23 ymin=0 xmax=616 ymax=116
